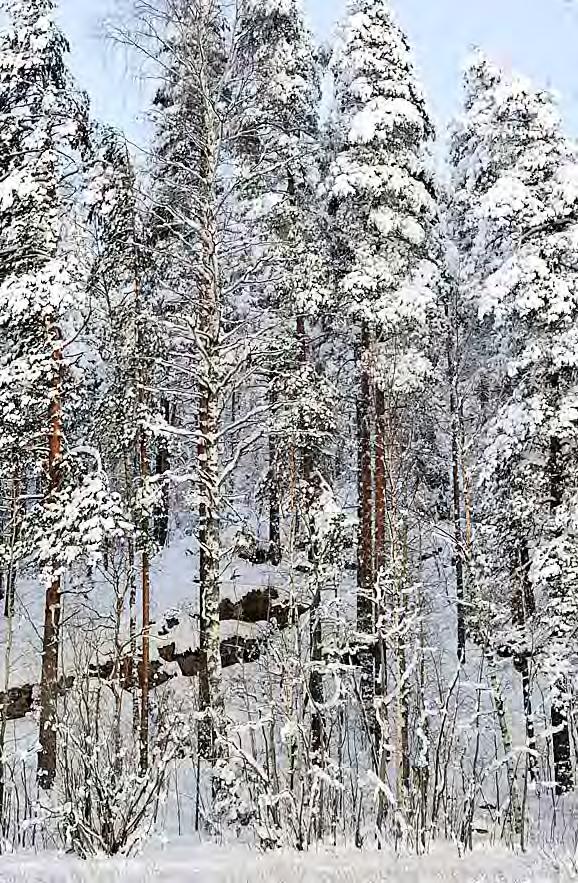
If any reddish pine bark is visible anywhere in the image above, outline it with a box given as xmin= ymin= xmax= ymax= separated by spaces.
xmin=38 ymin=334 xmax=63 ymax=790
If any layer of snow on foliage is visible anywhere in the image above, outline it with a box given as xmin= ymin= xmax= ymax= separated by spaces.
xmin=0 ymin=844 xmax=572 ymax=882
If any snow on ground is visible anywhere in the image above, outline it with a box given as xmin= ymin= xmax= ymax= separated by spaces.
xmin=0 ymin=844 xmax=573 ymax=882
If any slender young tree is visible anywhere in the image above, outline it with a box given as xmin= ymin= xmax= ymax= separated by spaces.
xmin=86 ymin=125 xmax=168 ymax=770
xmin=142 ymin=1 xmax=232 ymax=772
xmin=444 ymin=271 xmax=468 ymax=663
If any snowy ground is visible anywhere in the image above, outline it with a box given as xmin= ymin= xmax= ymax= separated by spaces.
xmin=0 ymin=844 xmax=574 ymax=882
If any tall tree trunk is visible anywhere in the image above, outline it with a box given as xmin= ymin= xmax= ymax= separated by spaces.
xmin=38 ymin=333 xmax=63 ymax=790
xmin=487 ymin=657 xmax=523 ymax=840
xmin=297 ymin=315 xmax=324 ymax=770
xmin=357 ymin=322 xmax=376 ymax=763
xmin=512 ymin=540 xmax=537 ymax=782
xmin=374 ymin=384 xmax=390 ymax=831
xmin=128 ymin=537 xmax=139 ymax=734
xmin=0 ymin=473 xmax=20 ymax=828
xmin=548 ymin=427 xmax=573 ymax=793
xmin=154 ymin=398 xmax=172 ymax=547
xmin=309 ymin=581 xmax=323 ymax=766
xmin=133 ymin=216 xmax=152 ymax=774
xmin=3 ymin=470 xmax=20 ymax=620
xmin=197 ymin=448 xmax=211 ymax=743
xmin=374 ymin=388 xmax=386 ymax=577
xmin=197 ymin=385 xmax=223 ymax=757
xmin=139 ymin=428 xmax=151 ymax=774
xmin=268 ymin=387 xmax=281 ymax=566
xmin=516 ymin=653 xmax=536 ymax=782
xmin=122 ymin=442 xmax=140 ymax=733
xmin=196 ymin=72 xmax=225 ymax=768
xmin=395 ymin=525 xmax=410 ymax=808
xmin=446 ymin=297 xmax=466 ymax=662
xmin=551 ymin=700 xmax=572 ymax=795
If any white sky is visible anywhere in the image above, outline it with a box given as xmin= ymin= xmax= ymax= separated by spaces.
xmin=57 ymin=0 xmax=578 ymax=144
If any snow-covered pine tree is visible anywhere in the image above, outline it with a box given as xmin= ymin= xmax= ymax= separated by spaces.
xmin=0 ymin=0 xmax=132 ymax=794
xmin=326 ymin=0 xmax=441 ymax=812
xmin=234 ymin=0 xmax=339 ymax=773
xmin=0 ymin=0 xmax=91 ymax=789
xmin=449 ymin=52 xmax=578 ymax=794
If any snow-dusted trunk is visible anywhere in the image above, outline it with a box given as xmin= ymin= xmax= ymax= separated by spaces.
xmin=297 ymin=316 xmax=323 ymax=758
xmin=123 ymin=417 xmax=139 ymax=734
xmin=139 ymin=428 xmax=151 ymax=774
xmin=487 ymin=658 xmax=522 ymax=839
xmin=3 ymin=470 xmax=20 ymax=619
xmin=133 ymin=228 xmax=152 ymax=773
xmin=512 ymin=540 xmax=537 ymax=782
xmin=154 ymin=398 xmax=172 ymax=547
xmin=384 ymin=384 xmax=412 ymax=811
xmin=515 ymin=652 xmax=536 ymax=782
xmin=374 ymin=385 xmax=391 ymax=830
xmin=547 ymin=420 xmax=573 ymax=794
xmin=198 ymin=385 xmax=223 ymax=745
xmin=38 ymin=331 xmax=64 ymax=790
xmin=550 ymin=694 xmax=572 ymax=795
xmin=374 ymin=388 xmax=386 ymax=578
xmin=309 ymin=586 xmax=323 ymax=763
xmin=394 ymin=524 xmax=410 ymax=809
xmin=297 ymin=315 xmax=324 ymax=769
xmin=0 ymin=474 xmax=20 ymax=824
xmin=357 ymin=322 xmax=376 ymax=762
xmin=308 ymin=532 xmax=324 ymax=843
xmin=196 ymin=59 xmax=225 ymax=762
xmin=446 ymin=296 xmax=466 ymax=662
xmin=268 ymin=386 xmax=281 ymax=566
xmin=128 ymin=537 xmax=139 ymax=734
